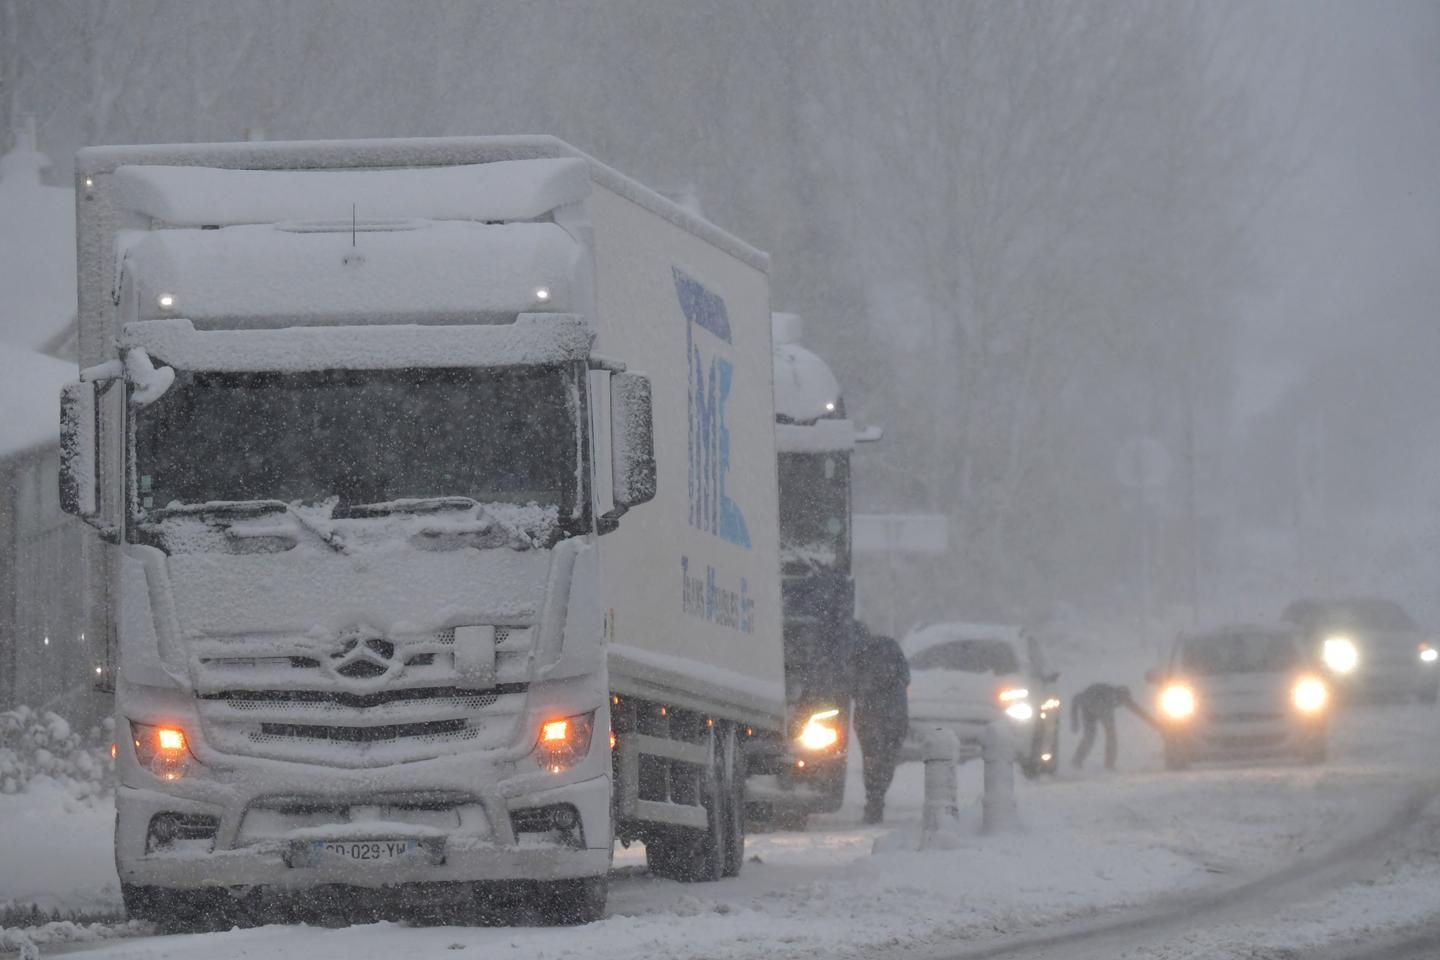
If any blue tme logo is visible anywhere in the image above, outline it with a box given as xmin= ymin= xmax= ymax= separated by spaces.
xmin=675 ymin=266 xmax=750 ymax=548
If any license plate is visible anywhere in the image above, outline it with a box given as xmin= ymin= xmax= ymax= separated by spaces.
xmin=312 ymin=839 xmax=418 ymax=862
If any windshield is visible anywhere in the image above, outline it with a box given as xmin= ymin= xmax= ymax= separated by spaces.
xmin=1283 ymin=599 xmax=1418 ymax=632
xmin=778 ymin=452 xmax=850 ymax=575
xmin=132 ymin=364 xmax=584 ymax=521
xmin=910 ymin=639 xmax=1020 ymax=675
xmin=1181 ymin=634 xmax=1301 ymax=675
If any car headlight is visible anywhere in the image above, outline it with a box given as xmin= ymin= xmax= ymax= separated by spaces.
xmin=1292 ymin=676 xmax=1328 ymax=714
xmin=1005 ymin=702 xmax=1035 ymax=721
xmin=129 ymin=721 xmax=194 ymax=781
xmin=1419 ymin=644 xmax=1437 ymax=664
xmin=797 ymin=708 xmax=842 ymax=751
xmin=1159 ymin=684 xmax=1196 ymax=720
xmin=1322 ymin=635 xmax=1358 ymax=674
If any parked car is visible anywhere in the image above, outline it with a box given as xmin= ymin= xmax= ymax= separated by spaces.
xmin=1280 ymin=597 xmax=1438 ymax=704
xmin=900 ymin=622 xmax=1060 ymax=777
xmin=1148 ymin=624 xmax=1328 ymax=770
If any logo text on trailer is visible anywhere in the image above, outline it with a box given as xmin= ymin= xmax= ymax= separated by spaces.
xmin=675 ymin=266 xmax=750 ymax=548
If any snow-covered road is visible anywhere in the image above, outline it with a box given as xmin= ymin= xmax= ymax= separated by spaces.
xmin=5 ymin=701 xmax=1439 ymax=959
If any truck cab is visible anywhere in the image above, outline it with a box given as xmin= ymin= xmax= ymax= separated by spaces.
xmin=745 ymin=312 xmax=878 ymax=821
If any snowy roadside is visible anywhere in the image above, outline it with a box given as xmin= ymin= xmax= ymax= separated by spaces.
xmin=9 ymin=702 xmax=1434 ymax=960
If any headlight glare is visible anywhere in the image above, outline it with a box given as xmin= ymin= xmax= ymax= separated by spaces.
xmin=1322 ymin=636 xmax=1358 ymax=674
xmin=997 ymin=687 xmax=1029 ymax=704
xmin=129 ymin=721 xmax=194 ymax=781
xmin=1419 ymin=644 xmax=1437 ymax=664
xmin=1005 ymin=702 xmax=1035 ymax=721
xmin=1159 ymin=684 xmax=1196 ymax=720
xmin=1292 ymin=676 xmax=1328 ymax=714
xmin=797 ymin=708 xmax=842 ymax=751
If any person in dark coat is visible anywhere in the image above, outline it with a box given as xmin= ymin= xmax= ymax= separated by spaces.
xmin=1070 ymin=682 xmax=1157 ymax=770
xmin=851 ymin=624 xmax=910 ymax=824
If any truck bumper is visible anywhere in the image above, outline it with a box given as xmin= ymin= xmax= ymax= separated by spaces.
xmin=116 ymin=771 xmax=612 ymax=890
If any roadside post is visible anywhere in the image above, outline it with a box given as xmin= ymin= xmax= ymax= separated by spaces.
xmin=921 ymin=727 xmax=960 ymax=847
xmin=982 ymin=722 xmax=1017 ymax=834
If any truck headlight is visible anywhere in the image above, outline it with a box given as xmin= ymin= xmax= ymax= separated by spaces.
xmin=1322 ymin=636 xmax=1358 ymax=674
xmin=129 ymin=721 xmax=194 ymax=781
xmin=1292 ymin=676 xmax=1328 ymax=714
xmin=1004 ymin=702 xmax=1035 ymax=721
xmin=1419 ymin=644 xmax=1437 ymax=664
xmin=535 ymin=712 xmax=596 ymax=772
xmin=797 ymin=708 xmax=842 ymax=751
xmin=1159 ymin=684 xmax=1196 ymax=721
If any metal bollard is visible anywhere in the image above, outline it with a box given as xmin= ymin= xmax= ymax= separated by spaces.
xmin=982 ymin=721 xmax=1017 ymax=833
xmin=921 ymin=727 xmax=960 ymax=845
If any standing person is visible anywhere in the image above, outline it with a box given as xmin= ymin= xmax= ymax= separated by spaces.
xmin=851 ymin=623 xmax=910 ymax=824
xmin=1070 ymin=682 xmax=1157 ymax=770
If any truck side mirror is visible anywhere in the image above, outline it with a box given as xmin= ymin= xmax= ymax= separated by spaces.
xmin=59 ymin=381 xmax=101 ymax=521
xmin=610 ymin=372 xmax=656 ymax=511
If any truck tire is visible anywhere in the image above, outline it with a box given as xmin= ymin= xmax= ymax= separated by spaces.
xmin=646 ymin=729 xmax=725 ymax=882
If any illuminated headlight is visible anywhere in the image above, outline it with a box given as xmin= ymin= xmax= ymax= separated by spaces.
xmin=1419 ymin=644 xmax=1437 ymax=664
xmin=1005 ymin=702 xmax=1035 ymax=721
xmin=535 ymin=711 xmax=596 ymax=772
xmin=1322 ymin=636 xmax=1358 ymax=674
xmin=797 ymin=708 xmax=842 ymax=751
xmin=129 ymin=721 xmax=194 ymax=781
xmin=1292 ymin=676 xmax=1328 ymax=714
xmin=1159 ymin=684 xmax=1196 ymax=720
xmin=997 ymin=687 xmax=1029 ymax=703
xmin=1040 ymin=698 xmax=1061 ymax=712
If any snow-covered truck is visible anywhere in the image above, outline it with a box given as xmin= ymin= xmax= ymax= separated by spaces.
xmin=745 ymin=313 xmax=880 ymax=824
xmin=58 ymin=136 xmax=785 ymax=925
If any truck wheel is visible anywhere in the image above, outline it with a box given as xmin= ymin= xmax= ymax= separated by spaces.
xmin=646 ymin=729 xmax=726 ymax=882
xmin=532 ymin=876 xmax=608 ymax=925
xmin=720 ymin=723 xmax=746 ymax=877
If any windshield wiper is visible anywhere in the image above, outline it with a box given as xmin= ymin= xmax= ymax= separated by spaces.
xmin=332 ymin=497 xmax=481 ymax=518
xmin=147 ymin=499 xmax=349 ymax=554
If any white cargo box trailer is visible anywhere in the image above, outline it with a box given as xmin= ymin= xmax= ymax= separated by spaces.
xmin=61 ymin=136 xmax=785 ymax=926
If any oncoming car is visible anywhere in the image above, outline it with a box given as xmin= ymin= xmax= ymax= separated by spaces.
xmin=900 ymin=623 xmax=1060 ymax=777
xmin=1148 ymin=625 xmax=1328 ymax=770
xmin=1280 ymin=597 xmax=1438 ymax=704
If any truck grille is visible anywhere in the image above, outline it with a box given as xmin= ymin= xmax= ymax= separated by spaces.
xmin=190 ymin=627 xmax=533 ymax=767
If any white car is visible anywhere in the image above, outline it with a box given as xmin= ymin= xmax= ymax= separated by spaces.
xmin=900 ymin=622 xmax=1061 ymax=777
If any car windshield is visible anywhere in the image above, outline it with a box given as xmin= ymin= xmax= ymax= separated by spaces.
xmin=132 ymin=364 xmax=584 ymax=520
xmin=1181 ymin=633 xmax=1301 ymax=675
xmin=1295 ymin=600 xmax=1419 ymax=632
xmin=910 ymin=638 xmax=1020 ymax=674
xmin=778 ymin=452 xmax=850 ymax=575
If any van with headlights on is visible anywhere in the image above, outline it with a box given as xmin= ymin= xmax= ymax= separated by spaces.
xmin=1148 ymin=625 xmax=1328 ymax=770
